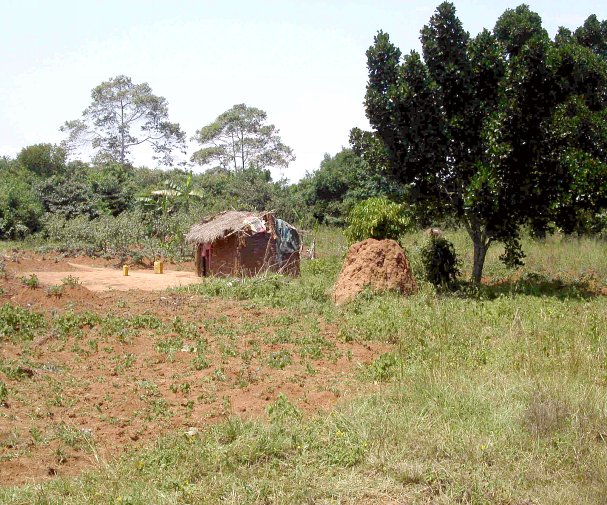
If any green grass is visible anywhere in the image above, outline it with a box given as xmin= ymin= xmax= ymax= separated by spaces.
xmin=2 ymin=229 xmax=607 ymax=504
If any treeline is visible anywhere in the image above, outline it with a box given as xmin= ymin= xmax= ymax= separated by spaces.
xmin=0 ymin=142 xmax=403 ymax=260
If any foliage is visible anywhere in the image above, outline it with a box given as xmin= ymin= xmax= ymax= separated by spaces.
xmin=20 ymin=274 xmax=40 ymax=289
xmin=0 ymin=171 xmax=44 ymax=239
xmin=298 ymin=148 xmax=405 ymax=225
xmin=37 ymin=175 xmax=99 ymax=220
xmin=61 ymin=75 xmax=186 ymax=166
xmin=42 ymin=208 xmax=198 ymax=262
xmin=344 ymin=197 xmax=411 ymax=243
xmin=88 ymin=162 xmax=136 ymax=216
xmin=16 ymin=143 xmax=67 ymax=177
xmin=191 ymin=103 xmax=295 ymax=173
xmin=352 ymin=2 xmax=607 ymax=282
xmin=420 ymin=235 xmax=461 ymax=287
xmin=0 ymin=304 xmax=46 ymax=341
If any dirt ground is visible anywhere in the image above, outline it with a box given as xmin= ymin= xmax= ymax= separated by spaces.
xmin=24 ymin=263 xmax=202 ymax=292
xmin=0 ymin=252 xmax=388 ymax=485
xmin=4 ymin=251 xmax=200 ymax=292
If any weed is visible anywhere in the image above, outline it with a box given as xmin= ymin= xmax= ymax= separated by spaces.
xmin=0 ymin=304 xmax=46 ymax=341
xmin=45 ymin=285 xmax=64 ymax=298
xmin=155 ymin=336 xmax=183 ymax=355
xmin=0 ymin=381 xmax=7 ymax=406
xmin=265 ymin=350 xmax=292 ymax=369
xmin=192 ymin=354 xmax=210 ymax=371
xmin=361 ymin=352 xmax=400 ymax=382
xmin=20 ymin=273 xmax=39 ymax=289
xmin=61 ymin=275 xmax=81 ymax=286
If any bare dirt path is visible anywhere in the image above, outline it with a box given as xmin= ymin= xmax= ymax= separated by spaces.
xmin=24 ymin=263 xmax=202 ymax=292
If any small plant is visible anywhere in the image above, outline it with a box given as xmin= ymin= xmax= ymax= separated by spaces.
xmin=362 ymin=352 xmax=400 ymax=382
xmin=155 ymin=336 xmax=183 ymax=355
xmin=61 ymin=275 xmax=81 ymax=286
xmin=420 ymin=235 xmax=461 ymax=288
xmin=192 ymin=354 xmax=210 ymax=371
xmin=46 ymin=285 xmax=64 ymax=298
xmin=344 ymin=197 xmax=411 ymax=244
xmin=265 ymin=349 xmax=292 ymax=369
xmin=21 ymin=273 xmax=39 ymax=289
xmin=267 ymin=393 xmax=301 ymax=422
xmin=0 ymin=381 xmax=8 ymax=406
xmin=0 ymin=304 xmax=46 ymax=341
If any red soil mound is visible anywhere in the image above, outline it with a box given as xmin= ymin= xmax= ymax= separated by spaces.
xmin=10 ymin=283 xmax=103 ymax=310
xmin=333 ymin=238 xmax=417 ymax=305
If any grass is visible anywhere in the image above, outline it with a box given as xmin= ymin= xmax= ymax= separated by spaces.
xmin=1 ymin=229 xmax=607 ymax=503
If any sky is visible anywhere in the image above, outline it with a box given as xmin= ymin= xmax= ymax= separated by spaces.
xmin=1 ymin=0 xmax=606 ymax=182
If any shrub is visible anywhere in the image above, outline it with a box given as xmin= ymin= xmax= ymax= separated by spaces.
xmin=420 ymin=235 xmax=461 ymax=287
xmin=0 ymin=175 xmax=44 ymax=239
xmin=344 ymin=197 xmax=411 ymax=244
xmin=21 ymin=274 xmax=39 ymax=289
xmin=0 ymin=304 xmax=46 ymax=341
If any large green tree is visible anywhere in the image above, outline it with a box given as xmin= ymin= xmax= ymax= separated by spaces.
xmin=61 ymin=75 xmax=186 ymax=166
xmin=191 ymin=104 xmax=295 ymax=174
xmin=16 ymin=143 xmax=67 ymax=177
xmin=353 ymin=3 xmax=607 ymax=282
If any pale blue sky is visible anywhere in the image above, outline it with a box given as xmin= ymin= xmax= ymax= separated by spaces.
xmin=1 ymin=0 xmax=606 ymax=181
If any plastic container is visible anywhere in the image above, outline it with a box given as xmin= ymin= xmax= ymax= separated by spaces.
xmin=123 ymin=265 xmax=129 ymax=276
xmin=154 ymin=260 xmax=164 ymax=274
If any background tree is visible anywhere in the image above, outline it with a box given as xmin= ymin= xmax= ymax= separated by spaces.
xmin=61 ymin=75 xmax=186 ymax=166
xmin=353 ymin=2 xmax=607 ymax=283
xmin=16 ymin=143 xmax=67 ymax=177
xmin=0 ymin=169 xmax=44 ymax=239
xmin=298 ymin=148 xmax=405 ymax=225
xmin=191 ymin=104 xmax=295 ymax=174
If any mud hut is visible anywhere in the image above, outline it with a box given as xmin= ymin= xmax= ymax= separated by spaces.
xmin=185 ymin=211 xmax=300 ymax=277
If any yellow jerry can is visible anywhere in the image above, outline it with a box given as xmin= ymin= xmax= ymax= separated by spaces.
xmin=123 ymin=265 xmax=129 ymax=276
xmin=154 ymin=260 xmax=164 ymax=274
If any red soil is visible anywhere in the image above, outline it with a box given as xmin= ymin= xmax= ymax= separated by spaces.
xmin=0 ymin=253 xmax=389 ymax=485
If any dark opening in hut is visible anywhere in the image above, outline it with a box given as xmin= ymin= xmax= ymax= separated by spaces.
xmin=185 ymin=211 xmax=300 ymax=277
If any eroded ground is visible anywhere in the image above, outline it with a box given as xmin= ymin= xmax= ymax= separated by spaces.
xmin=0 ymin=253 xmax=387 ymax=485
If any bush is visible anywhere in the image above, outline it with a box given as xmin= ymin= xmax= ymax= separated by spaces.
xmin=344 ymin=197 xmax=411 ymax=244
xmin=420 ymin=236 xmax=461 ymax=287
xmin=0 ymin=175 xmax=44 ymax=239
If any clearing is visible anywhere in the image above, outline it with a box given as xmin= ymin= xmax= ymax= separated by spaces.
xmin=0 ymin=252 xmax=387 ymax=485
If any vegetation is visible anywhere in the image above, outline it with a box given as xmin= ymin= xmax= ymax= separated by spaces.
xmin=344 ymin=196 xmax=411 ymax=243
xmin=0 ymin=231 xmax=606 ymax=503
xmin=61 ymin=75 xmax=186 ymax=166
xmin=420 ymin=234 xmax=461 ymax=287
xmin=0 ymin=4 xmax=606 ymax=502
xmin=352 ymin=2 xmax=607 ymax=282
xmin=191 ymin=104 xmax=295 ymax=174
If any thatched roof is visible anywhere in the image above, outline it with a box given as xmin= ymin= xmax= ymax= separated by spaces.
xmin=185 ymin=210 xmax=267 ymax=244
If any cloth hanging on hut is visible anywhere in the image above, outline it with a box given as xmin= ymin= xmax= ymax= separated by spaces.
xmin=275 ymin=219 xmax=300 ymax=262
xmin=243 ymin=215 xmax=266 ymax=234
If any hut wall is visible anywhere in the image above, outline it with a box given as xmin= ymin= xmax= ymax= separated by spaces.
xmin=209 ymin=235 xmax=240 ymax=276
xmin=281 ymin=252 xmax=300 ymax=276
xmin=239 ymin=233 xmax=274 ymax=274
xmin=206 ymin=231 xmax=300 ymax=277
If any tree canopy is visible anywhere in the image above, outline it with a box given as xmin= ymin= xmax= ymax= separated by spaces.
xmin=61 ymin=75 xmax=186 ymax=167
xmin=191 ymin=104 xmax=295 ymax=174
xmin=352 ymin=2 xmax=607 ymax=282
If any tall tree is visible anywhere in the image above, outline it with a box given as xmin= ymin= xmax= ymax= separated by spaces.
xmin=61 ymin=75 xmax=186 ymax=166
xmin=191 ymin=104 xmax=295 ymax=174
xmin=353 ymin=2 xmax=607 ymax=283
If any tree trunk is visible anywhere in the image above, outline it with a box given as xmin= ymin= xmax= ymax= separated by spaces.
xmin=471 ymin=238 xmax=489 ymax=284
